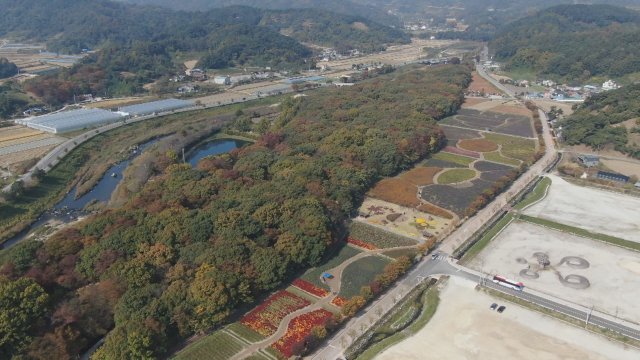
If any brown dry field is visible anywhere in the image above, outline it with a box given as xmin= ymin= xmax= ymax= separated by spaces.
xmin=194 ymin=91 xmax=257 ymax=105
xmin=367 ymin=178 xmax=420 ymax=208
xmin=533 ymin=100 xmax=575 ymax=116
xmin=184 ymin=60 xmax=198 ymax=69
xmin=612 ymin=118 xmax=639 ymax=130
xmin=461 ymin=98 xmax=489 ymax=108
xmin=85 ymin=97 xmax=156 ymax=109
xmin=400 ymin=167 xmax=442 ymax=186
xmin=600 ymin=159 xmax=640 ymax=178
xmin=458 ymin=139 xmax=498 ymax=152
xmin=417 ymin=202 xmax=454 ymax=219
xmin=0 ymin=144 xmax=57 ymax=166
xmin=0 ymin=134 xmax=55 ymax=149
xmin=468 ymin=72 xmax=501 ymax=93
xmin=565 ymin=144 xmax=635 ymax=160
xmin=490 ymin=105 xmax=532 ymax=118
xmin=0 ymin=126 xmax=39 ymax=138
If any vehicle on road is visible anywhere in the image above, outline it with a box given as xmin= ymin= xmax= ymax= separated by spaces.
xmin=493 ymin=275 xmax=524 ymax=291
xmin=497 ymin=305 xmax=506 ymax=313
xmin=490 ymin=303 xmax=498 ymax=310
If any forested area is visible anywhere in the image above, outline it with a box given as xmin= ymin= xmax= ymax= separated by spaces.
xmin=0 ymin=64 xmax=470 ymax=359
xmin=561 ymin=84 xmax=640 ymax=159
xmin=0 ymin=58 xmax=18 ymax=79
xmin=491 ymin=4 xmax=640 ymax=82
xmin=0 ymin=0 xmax=408 ymax=108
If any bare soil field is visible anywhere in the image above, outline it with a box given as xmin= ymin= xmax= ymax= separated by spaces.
xmin=194 ymin=91 xmax=257 ymax=105
xmin=468 ymin=220 xmax=640 ymax=324
xmin=367 ymin=178 xmax=420 ymax=208
xmin=461 ymin=98 xmax=489 ymax=108
xmin=462 ymin=99 xmax=504 ymax=111
xmin=184 ymin=60 xmax=198 ymax=69
xmin=459 ymin=139 xmax=497 ymax=152
xmin=468 ymin=72 xmax=501 ymax=94
xmin=524 ymin=175 xmax=640 ymax=243
xmin=490 ymin=105 xmax=532 ymax=118
xmin=534 ymin=100 xmax=575 ymax=116
xmin=400 ymin=167 xmax=442 ymax=186
xmin=600 ymin=159 xmax=640 ymax=178
xmin=441 ymin=109 xmax=533 ymax=138
xmin=358 ymin=198 xmax=451 ymax=238
xmin=564 ymin=143 xmax=634 ymax=160
xmin=378 ymin=278 xmax=640 ymax=360
xmin=0 ymin=144 xmax=56 ymax=165
xmin=85 ymin=97 xmax=155 ymax=109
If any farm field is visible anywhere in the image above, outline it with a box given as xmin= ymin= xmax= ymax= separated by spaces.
xmin=533 ymin=100 xmax=575 ymax=116
xmin=85 ymin=97 xmax=156 ymax=109
xmin=420 ymin=178 xmax=495 ymax=217
xmin=461 ymin=98 xmax=489 ymax=108
xmin=400 ymin=167 xmax=442 ymax=186
xmin=467 ymin=220 xmax=640 ymax=324
xmin=523 ymin=175 xmax=640 ymax=243
xmin=377 ymin=278 xmax=640 ymax=360
xmin=367 ymin=178 xmax=420 ymax=207
xmin=0 ymin=125 xmax=64 ymax=161
xmin=458 ymin=139 xmax=497 ymax=152
xmin=482 ymin=132 xmax=537 ymax=161
xmin=358 ymin=198 xmax=452 ymax=238
xmin=436 ymin=168 xmax=476 ymax=184
xmin=338 ymin=255 xmax=392 ymax=299
xmin=300 ymin=242 xmax=362 ymax=290
xmin=468 ymin=71 xmax=502 ymax=94
xmin=600 ymin=158 xmax=640 ymax=178
xmin=424 ymin=151 xmax=474 ymax=168
xmin=441 ymin=109 xmax=533 ymax=138
xmin=490 ymin=105 xmax=532 ymax=118
xmin=348 ymin=221 xmax=420 ymax=248
xmin=440 ymin=125 xmax=481 ymax=142
xmin=483 ymin=151 xmax=520 ymax=166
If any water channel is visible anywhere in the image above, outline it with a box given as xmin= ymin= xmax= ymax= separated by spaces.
xmin=3 ymin=138 xmax=247 ymax=249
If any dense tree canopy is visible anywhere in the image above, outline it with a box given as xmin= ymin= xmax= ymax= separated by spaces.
xmin=561 ymin=84 xmax=640 ymax=159
xmin=0 ymin=58 xmax=18 ymax=79
xmin=0 ymin=64 xmax=470 ymax=358
xmin=491 ymin=4 xmax=640 ymax=82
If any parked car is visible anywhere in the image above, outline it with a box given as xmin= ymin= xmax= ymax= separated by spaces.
xmin=497 ymin=306 xmax=506 ymax=313
xmin=490 ymin=303 xmax=498 ymax=310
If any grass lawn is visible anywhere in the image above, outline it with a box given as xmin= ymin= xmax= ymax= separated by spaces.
xmin=519 ymin=215 xmax=640 ymax=252
xmin=173 ymin=330 xmax=245 ymax=360
xmin=285 ymin=286 xmax=321 ymax=304
xmin=483 ymin=151 xmax=521 ymax=166
xmin=338 ymin=255 xmax=391 ymax=299
xmin=348 ymin=222 xmax=418 ymax=249
xmin=459 ymin=213 xmax=514 ymax=264
xmin=225 ymin=322 xmax=265 ymax=343
xmin=514 ymin=177 xmax=551 ymax=210
xmin=430 ymin=152 xmax=475 ymax=166
xmin=436 ymin=168 xmax=476 ymax=184
xmin=300 ymin=242 xmax=362 ymax=290
xmin=493 ymin=68 xmax=538 ymax=82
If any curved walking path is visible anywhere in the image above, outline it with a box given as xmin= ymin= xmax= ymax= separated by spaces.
xmin=231 ymin=244 xmax=418 ymax=359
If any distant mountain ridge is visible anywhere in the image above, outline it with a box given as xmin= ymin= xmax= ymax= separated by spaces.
xmin=491 ymin=4 xmax=640 ymax=82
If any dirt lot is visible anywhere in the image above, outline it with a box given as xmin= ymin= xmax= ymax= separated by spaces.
xmin=468 ymin=220 xmax=640 ymax=324
xmin=461 ymin=98 xmax=489 ymax=108
xmin=524 ymin=175 xmax=640 ymax=243
xmin=601 ymin=159 xmax=640 ymax=178
xmin=534 ymin=100 xmax=575 ymax=117
xmin=490 ymin=105 xmax=532 ymax=118
xmin=468 ymin=72 xmax=502 ymax=94
xmin=359 ymin=198 xmax=451 ymax=237
xmin=379 ymin=278 xmax=639 ymax=360
xmin=193 ymin=91 xmax=257 ymax=105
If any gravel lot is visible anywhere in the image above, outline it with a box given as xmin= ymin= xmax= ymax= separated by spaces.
xmin=524 ymin=175 xmax=640 ymax=243
xmin=468 ymin=220 xmax=640 ymax=324
xmin=378 ymin=278 xmax=639 ymax=360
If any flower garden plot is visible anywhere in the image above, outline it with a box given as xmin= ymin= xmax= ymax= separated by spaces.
xmin=272 ymin=309 xmax=334 ymax=357
xmin=441 ymin=146 xmax=480 ymax=159
xmin=347 ymin=222 xmax=418 ymax=249
xmin=436 ymin=169 xmax=477 ymax=184
xmin=400 ymin=167 xmax=442 ymax=186
xmin=483 ymin=151 xmax=520 ymax=166
xmin=430 ymin=152 xmax=475 ymax=166
xmin=417 ymin=202 xmax=454 ymax=219
xmin=420 ymin=179 xmax=495 ymax=217
xmin=301 ymin=243 xmax=362 ymax=290
xmin=423 ymin=158 xmax=466 ymax=169
xmin=490 ymin=105 xmax=532 ymax=118
xmin=479 ymin=167 xmax=512 ymax=182
xmin=441 ymin=109 xmax=534 ymax=137
xmin=240 ymin=290 xmax=311 ymax=337
xmin=482 ymin=132 xmax=537 ymax=161
xmin=339 ymin=255 xmax=392 ymax=299
xmin=367 ymin=178 xmax=420 ymax=207
xmin=174 ymin=330 xmax=245 ymax=360
xmin=458 ymin=139 xmax=498 ymax=152
xmin=440 ymin=125 xmax=481 ymax=141
xmin=331 ymin=296 xmax=349 ymax=308
xmin=473 ymin=160 xmax=514 ymax=172
xmin=292 ymin=279 xmax=330 ymax=298
xmin=347 ymin=237 xmax=379 ymax=250
xmin=226 ymin=322 xmax=266 ymax=343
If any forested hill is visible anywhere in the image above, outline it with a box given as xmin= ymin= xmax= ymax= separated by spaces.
xmin=117 ymin=0 xmax=401 ymax=27
xmin=561 ymin=84 xmax=640 ymax=159
xmin=491 ymin=4 xmax=640 ymax=82
xmin=0 ymin=1 xmax=408 ymax=54
xmin=0 ymin=64 xmax=470 ymax=359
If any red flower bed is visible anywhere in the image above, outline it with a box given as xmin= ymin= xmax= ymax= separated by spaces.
xmin=347 ymin=237 xmax=379 ymax=250
xmin=240 ymin=290 xmax=311 ymax=337
xmin=272 ymin=309 xmax=334 ymax=357
xmin=441 ymin=146 xmax=480 ymax=158
xmin=331 ymin=296 xmax=349 ymax=307
xmin=292 ymin=279 xmax=330 ymax=298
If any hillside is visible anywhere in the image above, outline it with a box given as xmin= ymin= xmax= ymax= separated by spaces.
xmin=0 ymin=64 xmax=470 ymax=359
xmin=117 ymin=0 xmax=401 ymax=27
xmin=561 ymin=84 xmax=640 ymax=159
xmin=491 ymin=4 xmax=640 ymax=82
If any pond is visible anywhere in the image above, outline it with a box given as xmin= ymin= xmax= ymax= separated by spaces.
xmin=187 ymin=138 xmax=249 ymax=167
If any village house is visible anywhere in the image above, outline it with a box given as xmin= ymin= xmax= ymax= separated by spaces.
xmin=602 ymin=80 xmax=619 ymax=91
xmin=578 ymin=155 xmax=600 ymax=167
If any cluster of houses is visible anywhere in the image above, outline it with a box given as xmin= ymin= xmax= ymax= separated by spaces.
xmin=577 ymin=155 xmax=640 ymax=188
xmin=524 ymin=79 xmax=620 ymax=101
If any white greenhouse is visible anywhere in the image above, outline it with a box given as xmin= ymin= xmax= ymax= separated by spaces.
xmin=119 ymin=99 xmax=195 ymax=116
xmin=16 ymin=108 xmax=124 ymax=134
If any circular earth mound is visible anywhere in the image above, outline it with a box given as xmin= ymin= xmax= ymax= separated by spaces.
xmin=519 ymin=269 xmax=540 ymax=279
xmin=516 ymin=258 xmax=528 ymax=264
xmin=458 ymin=139 xmax=499 ymax=152
xmin=437 ymin=168 xmax=476 ymax=184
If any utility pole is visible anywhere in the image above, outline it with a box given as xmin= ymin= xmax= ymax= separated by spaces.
xmin=586 ymin=305 xmax=594 ymax=327
xmin=182 ymin=148 xmax=185 ymax=164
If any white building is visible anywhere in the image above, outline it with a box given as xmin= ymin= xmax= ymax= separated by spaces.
xmin=602 ymin=80 xmax=619 ymax=91
xmin=213 ymin=76 xmax=231 ymax=85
